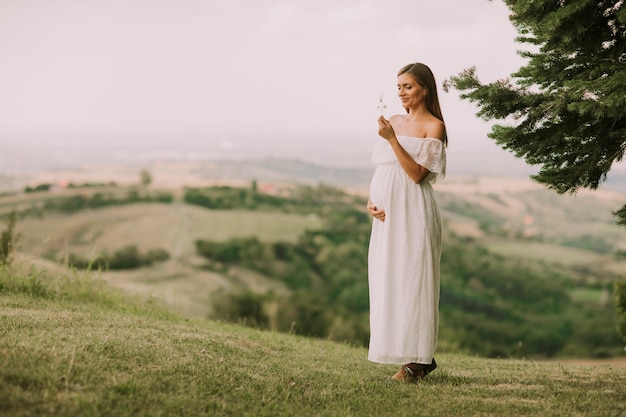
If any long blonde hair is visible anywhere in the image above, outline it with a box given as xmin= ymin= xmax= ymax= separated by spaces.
xmin=398 ymin=63 xmax=448 ymax=145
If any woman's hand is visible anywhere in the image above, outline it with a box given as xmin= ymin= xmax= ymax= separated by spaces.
xmin=367 ymin=198 xmax=385 ymax=222
xmin=378 ymin=116 xmax=396 ymax=142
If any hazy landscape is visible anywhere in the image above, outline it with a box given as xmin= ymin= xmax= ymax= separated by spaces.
xmin=2 ymin=151 xmax=625 ymax=353
xmin=3 ymin=151 xmax=626 ymax=417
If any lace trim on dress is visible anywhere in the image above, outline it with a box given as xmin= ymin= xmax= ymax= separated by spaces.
xmin=414 ymin=138 xmax=446 ymax=180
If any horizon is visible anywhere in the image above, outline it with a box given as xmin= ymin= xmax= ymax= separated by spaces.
xmin=2 ymin=133 xmax=626 ymax=195
xmin=1 ymin=128 xmax=537 ymax=174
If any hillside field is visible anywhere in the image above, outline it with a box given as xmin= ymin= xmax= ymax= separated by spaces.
xmin=1 ymin=264 xmax=625 ymax=417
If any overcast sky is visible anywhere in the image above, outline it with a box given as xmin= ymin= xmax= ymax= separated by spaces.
xmin=0 ymin=0 xmax=537 ymax=172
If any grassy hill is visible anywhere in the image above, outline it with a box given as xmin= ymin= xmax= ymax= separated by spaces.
xmin=2 ymin=264 xmax=625 ymax=417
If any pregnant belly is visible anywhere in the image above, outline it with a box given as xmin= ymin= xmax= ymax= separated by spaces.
xmin=369 ymin=169 xmax=387 ymax=211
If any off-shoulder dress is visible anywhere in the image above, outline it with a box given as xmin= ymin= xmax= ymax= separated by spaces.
xmin=367 ymin=136 xmax=446 ymax=365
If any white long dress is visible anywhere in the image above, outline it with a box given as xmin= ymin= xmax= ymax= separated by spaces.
xmin=367 ymin=136 xmax=446 ymax=365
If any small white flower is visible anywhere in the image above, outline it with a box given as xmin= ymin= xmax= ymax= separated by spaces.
xmin=377 ymin=90 xmax=387 ymax=115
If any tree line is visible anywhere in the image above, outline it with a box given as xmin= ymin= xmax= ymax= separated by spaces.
xmin=7 ymin=189 xmax=174 ymax=220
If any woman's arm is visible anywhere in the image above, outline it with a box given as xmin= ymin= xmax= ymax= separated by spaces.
xmin=378 ymin=116 xmax=444 ymax=184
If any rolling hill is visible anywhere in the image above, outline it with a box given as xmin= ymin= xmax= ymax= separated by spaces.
xmin=1 ymin=160 xmax=625 ymax=358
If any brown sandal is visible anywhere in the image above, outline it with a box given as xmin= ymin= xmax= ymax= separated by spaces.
xmin=390 ymin=358 xmax=437 ymax=383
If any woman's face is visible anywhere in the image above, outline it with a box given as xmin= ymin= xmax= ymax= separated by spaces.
xmin=397 ymin=72 xmax=426 ymax=108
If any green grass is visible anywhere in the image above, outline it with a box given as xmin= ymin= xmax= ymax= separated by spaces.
xmin=569 ymin=288 xmax=608 ymax=303
xmin=485 ymin=241 xmax=602 ymax=266
xmin=2 ymin=264 xmax=626 ymax=417
xmin=16 ymin=202 xmax=322 ymax=260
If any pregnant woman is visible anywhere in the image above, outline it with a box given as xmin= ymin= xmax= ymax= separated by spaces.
xmin=367 ymin=62 xmax=447 ymax=382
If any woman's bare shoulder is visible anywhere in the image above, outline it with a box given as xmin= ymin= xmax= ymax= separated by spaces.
xmin=426 ymin=118 xmax=446 ymax=141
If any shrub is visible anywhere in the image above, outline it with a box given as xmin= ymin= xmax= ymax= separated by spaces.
xmin=24 ymin=183 xmax=52 ymax=193
xmin=273 ymin=291 xmax=332 ymax=338
xmin=144 ymin=248 xmax=170 ymax=264
xmin=0 ymin=212 xmax=18 ymax=266
xmin=209 ymin=290 xmax=269 ymax=328
xmin=108 ymin=245 xmax=142 ymax=270
xmin=616 ymin=280 xmax=626 ymax=343
xmin=67 ymin=246 xmax=170 ymax=271
xmin=67 ymin=254 xmax=108 ymax=270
